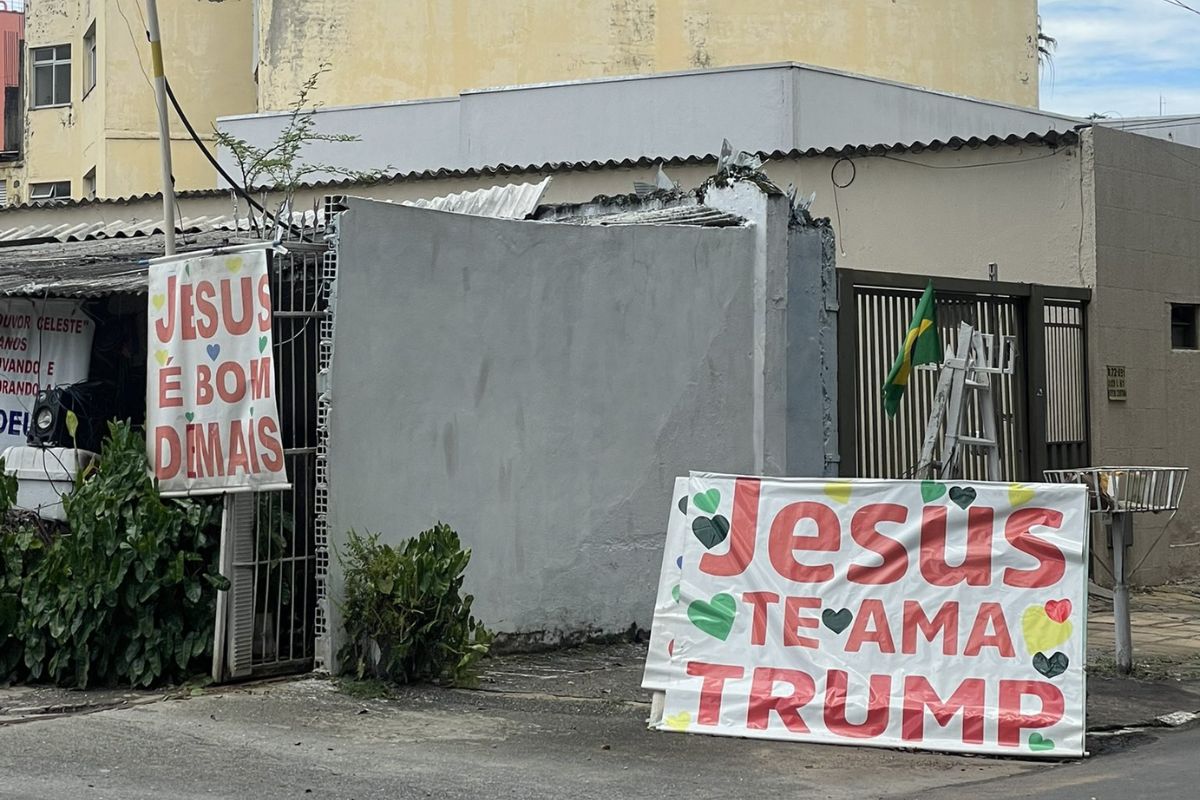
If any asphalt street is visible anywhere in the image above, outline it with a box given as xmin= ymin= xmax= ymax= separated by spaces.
xmin=0 ymin=676 xmax=1193 ymax=800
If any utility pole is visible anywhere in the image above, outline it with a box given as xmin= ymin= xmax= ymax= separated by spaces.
xmin=145 ymin=0 xmax=177 ymax=255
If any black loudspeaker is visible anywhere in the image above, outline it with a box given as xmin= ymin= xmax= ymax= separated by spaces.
xmin=27 ymin=382 xmax=109 ymax=452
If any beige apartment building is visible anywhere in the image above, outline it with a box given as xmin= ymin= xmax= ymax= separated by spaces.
xmin=6 ymin=0 xmax=1041 ymax=203
xmin=3 ymin=0 xmax=254 ymax=205
xmin=254 ymin=0 xmax=1042 ymax=111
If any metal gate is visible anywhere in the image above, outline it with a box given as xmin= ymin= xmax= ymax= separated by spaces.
xmin=218 ymin=231 xmax=327 ymax=680
xmin=836 ymin=271 xmax=1091 ymax=482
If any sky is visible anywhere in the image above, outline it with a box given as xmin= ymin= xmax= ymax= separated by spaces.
xmin=1038 ymin=0 xmax=1200 ymax=118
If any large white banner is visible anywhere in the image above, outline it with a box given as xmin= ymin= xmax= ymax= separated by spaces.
xmin=146 ymin=249 xmax=289 ymax=495
xmin=651 ymin=474 xmax=1089 ymax=757
xmin=0 ymin=299 xmax=93 ymax=448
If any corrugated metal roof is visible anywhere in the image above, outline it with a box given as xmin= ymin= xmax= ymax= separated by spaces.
xmin=0 ymin=130 xmax=1080 ymax=212
xmin=0 ymin=231 xmax=239 ymax=298
xmin=0 ymin=179 xmax=551 ymax=244
xmin=400 ymin=177 xmax=551 ymax=218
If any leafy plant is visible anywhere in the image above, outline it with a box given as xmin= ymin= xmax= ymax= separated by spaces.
xmin=3 ymin=421 xmax=226 ymax=688
xmin=213 ymin=64 xmax=393 ymax=235
xmin=338 ymin=524 xmax=492 ymax=687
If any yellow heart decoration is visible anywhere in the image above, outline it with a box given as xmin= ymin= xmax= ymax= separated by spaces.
xmin=664 ymin=711 xmax=692 ymax=731
xmin=154 ymin=349 xmax=169 ymax=367
xmin=1009 ymin=483 xmax=1036 ymax=507
xmin=824 ymin=482 xmax=852 ymax=504
xmin=226 ymin=256 xmax=244 ymax=273
xmin=1021 ymin=605 xmax=1073 ymax=655
xmin=151 ymin=293 xmax=165 ymax=311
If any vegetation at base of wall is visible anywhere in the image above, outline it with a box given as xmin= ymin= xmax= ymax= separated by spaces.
xmin=338 ymin=524 xmax=493 ymax=687
xmin=0 ymin=421 xmax=227 ymax=688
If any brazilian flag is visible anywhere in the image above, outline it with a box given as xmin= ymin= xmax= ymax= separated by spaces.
xmin=883 ymin=282 xmax=941 ymax=417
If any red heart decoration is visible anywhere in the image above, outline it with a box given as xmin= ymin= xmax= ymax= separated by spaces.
xmin=667 ymin=639 xmax=675 ymax=657
xmin=1044 ymin=599 xmax=1071 ymax=623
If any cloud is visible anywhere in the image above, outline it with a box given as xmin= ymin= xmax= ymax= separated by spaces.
xmin=1039 ymin=0 xmax=1200 ymax=117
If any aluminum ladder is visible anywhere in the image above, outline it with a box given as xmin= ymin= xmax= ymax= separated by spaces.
xmin=917 ymin=322 xmax=1016 ymax=481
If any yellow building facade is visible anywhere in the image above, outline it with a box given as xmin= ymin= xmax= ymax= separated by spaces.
xmin=256 ymin=0 xmax=1040 ymax=111
xmin=10 ymin=0 xmax=255 ymax=204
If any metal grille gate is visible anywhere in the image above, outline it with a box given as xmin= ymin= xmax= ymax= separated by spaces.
xmin=219 ymin=231 xmax=327 ymax=680
xmin=837 ymin=271 xmax=1091 ymax=482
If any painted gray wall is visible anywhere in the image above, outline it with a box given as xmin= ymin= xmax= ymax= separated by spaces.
xmin=217 ymin=63 xmax=1078 ymax=187
xmin=325 ymin=198 xmax=761 ymax=654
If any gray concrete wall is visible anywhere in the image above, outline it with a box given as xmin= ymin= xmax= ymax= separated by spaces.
xmin=325 ymin=198 xmax=771 ymax=657
xmin=217 ymin=62 xmax=1077 ymax=187
xmin=1091 ymin=126 xmax=1200 ymax=583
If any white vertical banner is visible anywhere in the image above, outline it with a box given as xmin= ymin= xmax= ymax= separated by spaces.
xmin=146 ymin=248 xmax=289 ymax=495
xmin=0 ymin=299 xmax=94 ymax=448
xmin=651 ymin=474 xmax=1090 ymax=757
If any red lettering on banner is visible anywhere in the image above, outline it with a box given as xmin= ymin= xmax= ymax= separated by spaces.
xmin=700 ymin=478 xmax=760 ymax=577
xmin=747 ymin=667 xmax=815 ymax=733
xmin=257 ymin=273 xmax=273 ymax=332
xmin=196 ymin=365 xmax=214 ymax=405
xmin=217 ymin=361 xmax=248 ymax=403
xmin=824 ymin=670 xmax=891 ymax=739
xmin=687 ymin=661 xmax=744 ymax=726
xmin=1004 ymin=508 xmax=1066 ymax=588
xmin=919 ymin=505 xmax=993 ymax=587
xmin=997 ymin=680 xmax=1064 ymax=747
xmin=195 ymin=280 xmax=219 ymax=338
xmin=154 ymin=426 xmax=181 ymax=479
xmin=221 ymin=277 xmax=256 ymax=336
xmin=901 ymin=676 xmax=986 ymax=745
xmin=848 ymin=503 xmax=908 ymax=585
xmin=257 ymin=416 xmax=285 ymax=472
xmin=902 ymin=600 xmax=959 ymax=656
xmin=180 ymin=282 xmax=198 ymax=340
xmin=155 ymin=276 xmax=177 ymax=343
xmin=188 ymin=423 xmax=224 ymax=478
xmin=227 ymin=420 xmax=251 ymax=475
xmin=783 ymin=596 xmax=821 ymax=648
xmin=845 ymin=599 xmax=896 ymax=654
xmin=743 ymin=592 xmax=779 ymax=646
xmin=158 ymin=366 xmax=183 ymax=408
xmin=768 ymin=501 xmax=839 ymax=583
xmin=964 ymin=603 xmax=1015 ymax=657
xmin=249 ymin=357 xmax=273 ymax=400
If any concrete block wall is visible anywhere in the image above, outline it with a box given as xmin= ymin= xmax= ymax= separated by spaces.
xmin=323 ymin=193 xmax=836 ymax=661
xmin=1091 ymin=126 xmax=1200 ymax=582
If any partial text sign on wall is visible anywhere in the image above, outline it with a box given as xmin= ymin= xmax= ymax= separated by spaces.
xmin=646 ymin=474 xmax=1089 ymax=757
xmin=146 ymin=249 xmax=288 ymax=495
xmin=0 ymin=299 xmax=93 ymax=448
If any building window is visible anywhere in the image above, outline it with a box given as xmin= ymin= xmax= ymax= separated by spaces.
xmin=0 ymin=180 xmax=7 ymax=208
xmin=83 ymin=168 xmax=96 ymax=200
xmin=84 ymin=23 xmax=97 ymax=96
xmin=29 ymin=181 xmax=71 ymax=203
xmin=1171 ymin=304 xmax=1198 ymax=350
xmin=32 ymin=45 xmax=71 ymax=108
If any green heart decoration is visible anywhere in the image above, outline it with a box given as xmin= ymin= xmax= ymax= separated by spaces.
xmin=1032 ymin=651 xmax=1069 ymax=679
xmin=692 ymin=515 xmax=730 ymax=549
xmin=949 ymin=486 xmax=977 ymax=509
xmin=259 ymin=335 xmax=269 ymax=354
xmin=1028 ymin=733 xmax=1055 ymax=752
xmin=677 ymin=495 xmax=688 ymax=515
xmin=693 ymin=489 xmax=720 ymax=515
xmin=921 ymin=480 xmax=947 ymax=502
xmin=822 ymin=608 xmax=853 ymax=634
xmin=185 ymin=412 xmax=195 ymax=422
xmin=671 ymin=584 xmax=681 ymax=603
xmin=688 ymin=593 xmax=736 ymax=641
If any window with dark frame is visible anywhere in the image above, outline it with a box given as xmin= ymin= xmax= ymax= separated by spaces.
xmin=32 ymin=45 xmax=71 ymax=108
xmin=29 ymin=181 xmax=71 ymax=203
xmin=1171 ymin=303 xmax=1198 ymax=350
xmin=84 ymin=23 xmax=97 ymax=95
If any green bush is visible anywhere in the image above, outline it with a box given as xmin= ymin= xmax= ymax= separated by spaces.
xmin=338 ymin=524 xmax=493 ymax=686
xmin=0 ymin=421 xmax=226 ymax=687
